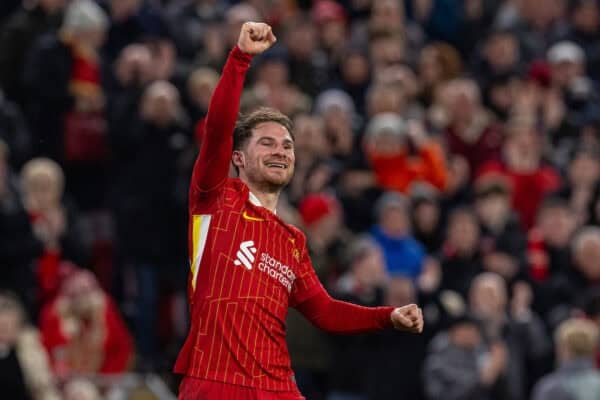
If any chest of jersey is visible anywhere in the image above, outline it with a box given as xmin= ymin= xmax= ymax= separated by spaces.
xmin=189 ymin=202 xmax=302 ymax=307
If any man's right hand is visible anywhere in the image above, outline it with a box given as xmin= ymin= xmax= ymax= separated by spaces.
xmin=238 ymin=22 xmax=276 ymax=55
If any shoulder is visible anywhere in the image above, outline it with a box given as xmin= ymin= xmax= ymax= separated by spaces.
xmin=283 ymin=222 xmax=306 ymax=241
xmin=532 ymin=373 xmax=571 ymax=400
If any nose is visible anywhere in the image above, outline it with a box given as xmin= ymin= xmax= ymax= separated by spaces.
xmin=271 ymin=143 xmax=289 ymax=158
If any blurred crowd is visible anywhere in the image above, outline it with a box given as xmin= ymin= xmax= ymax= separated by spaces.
xmin=2 ymin=0 xmax=600 ymax=399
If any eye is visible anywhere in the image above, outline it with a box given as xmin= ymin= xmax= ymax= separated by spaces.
xmin=259 ymin=139 xmax=274 ymax=147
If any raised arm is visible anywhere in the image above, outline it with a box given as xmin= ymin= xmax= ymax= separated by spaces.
xmin=191 ymin=22 xmax=276 ymax=193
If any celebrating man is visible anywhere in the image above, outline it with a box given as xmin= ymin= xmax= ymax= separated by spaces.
xmin=175 ymin=22 xmax=423 ymax=400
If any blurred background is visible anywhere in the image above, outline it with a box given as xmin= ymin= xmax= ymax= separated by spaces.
xmin=1 ymin=0 xmax=600 ymax=399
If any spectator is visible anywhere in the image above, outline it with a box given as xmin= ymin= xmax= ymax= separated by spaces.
xmin=20 ymin=158 xmax=89 ymax=300
xmin=23 ymin=0 xmax=109 ymax=162
xmin=548 ymin=41 xmax=587 ymax=92
xmin=315 ymin=89 xmax=357 ymax=164
xmin=571 ymin=227 xmax=600 ymax=293
xmin=286 ymin=113 xmax=333 ymax=204
xmin=0 ymin=88 xmax=32 ymax=168
xmin=482 ymin=71 xmax=521 ymax=121
xmin=366 ymin=276 xmax=426 ymax=400
xmin=245 ymin=47 xmax=311 ymax=117
xmin=556 ymin=149 xmax=600 ymax=226
xmin=501 ymin=0 xmax=567 ymax=61
xmin=368 ymin=31 xmax=406 ymax=76
xmin=0 ymin=291 xmax=60 ymax=400
xmin=366 ymin=69 xmax=423 ymax=122
xmin=370 ymin=192 xmax=425 ymax=279
xmin=283 ymin=16 xmax=328 ymax=98
xmin=311 ymin=0 xmax=348 ymax=76
xmin=328 ymin=236 xmax=388 ymax=400
xmin=527 ymin=198 xmax=579 ymax=326
xmin=166 ymin=0 xmax=227 ymax=63
xmin=423 ymin=312 xmax=510 ymax=400
xmin=474 ymin=174 xmax=527 ymax=284
xmin=479 ymin=117 xmax=562 ymax=229
xmin=106 ymin=43 xmax=156 ymax=135
xmin=410 ymin=184 xmax=444 ymax=254
xmin=418 ymin=42 xmax=463 ymax=107
xmin=39 ymin=269 xmax=133 ymax=376
xmin=470 ymin=29 xmax=522 ymax=89
xmin=367 ymin=0 xmax=424 ymax=63
xmin=469 ymin=273 xmax=551 ymax=399
xmin=109 ymin=80 xmax=190 ymax=369
xmin=287 ymin=192 xmax=347 ymax=400
xmin=532 ymin=318 xmax=600 ymax=400
xmin=0 ymin=140 xmax=43 ymax=312
xmin=528 ymin=197 xmax=577 ymax=282
xmin=363 ymin=113 xmax=448 ymax=193
xmin=185 ymin=66 xmax=218 ymax=123
xmin=0 ymin=0 xmax=66 ymax=105
xmin=442 ymin=78 xmax=504 ymax=176
xmin=439 ymin=208 xmax=482 ymax=299
xmin=298 ymin=192 xmax=348 ymax=266
xmin=102 ymin=0 xmax=169 ymax=63
xmin=560 ymin=0 xmax=600 ymax=82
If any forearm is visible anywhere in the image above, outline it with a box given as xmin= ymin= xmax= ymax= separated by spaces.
xmin=295 ymin=290 xmax=394 ymax=334
xmin=191 ymin=46 xmax=252 ymax=191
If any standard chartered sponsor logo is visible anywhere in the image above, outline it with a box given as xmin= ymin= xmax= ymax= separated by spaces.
xmin=233 ymin=241 xmax=296 ymax=291
xmin=233 ymin=240 xmax=257 ymax=270
xmin=258 ymin=252 xmax=296 ymax=292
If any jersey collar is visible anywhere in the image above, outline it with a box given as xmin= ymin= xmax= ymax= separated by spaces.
xmin=249 ymin=191 xmax=276 ymax=215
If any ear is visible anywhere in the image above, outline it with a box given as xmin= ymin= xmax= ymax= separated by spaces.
xmin=232 ymin=150 xmax=245 ymax=169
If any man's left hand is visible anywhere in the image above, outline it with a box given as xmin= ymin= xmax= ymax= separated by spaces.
xmin=391 ymin=304 xmax=424 ymax=333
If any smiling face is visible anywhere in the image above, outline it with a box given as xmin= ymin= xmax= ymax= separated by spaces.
xmin=234 ymin=121 xmax=295 ymax=193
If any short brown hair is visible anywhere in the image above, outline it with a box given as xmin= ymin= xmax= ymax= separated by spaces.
xmin=233 ymin=107 xmax=294 ymax=151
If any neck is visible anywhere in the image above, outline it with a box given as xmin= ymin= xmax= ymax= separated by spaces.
xmin=245 ymin=181 xmax=280 ymax=213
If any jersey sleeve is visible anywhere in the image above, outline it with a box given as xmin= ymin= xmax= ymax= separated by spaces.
xmin=294 ymin=289 xmax=395 ymax=334
xmin=290 ymin=237 xmax=394 ymax=333
xmin=190 ymin=46 xmax=253 ymax=203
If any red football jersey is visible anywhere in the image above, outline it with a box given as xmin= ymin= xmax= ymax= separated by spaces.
xmin=174 ymin=46 xmax=395 ymax=392
xmin=173 ymin=46 xmax=321 ymax=391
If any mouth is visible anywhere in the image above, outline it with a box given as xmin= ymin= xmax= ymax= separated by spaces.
xmin=265 ymin=162 xmax=289 ymax=170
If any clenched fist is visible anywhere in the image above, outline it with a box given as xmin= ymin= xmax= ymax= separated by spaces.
xmin=391 ymin=304 xmax=424 ymax=333
xmin=238 ymin=22 xmax=276 ymax=55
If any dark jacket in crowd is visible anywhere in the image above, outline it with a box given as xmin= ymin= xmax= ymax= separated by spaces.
xmin=0 ymin=187 xmax=43 ymax=311
xmin=0 ymin=91 xmax=32 ymax=167
xmin=366 ymin=329 xmax=426 ymax=400
xmin=109 ymin=116 xmax=191 ymax=264
xmin=22 ymin=34 xmax=73 ymax=160
xmin=0 ymin=5 xmax=63 ymax=106
xmin=327 ymin=284 xmax=385 ymax=396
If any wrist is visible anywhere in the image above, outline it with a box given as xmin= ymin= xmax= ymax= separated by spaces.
xmin=232 ymin=45 xmax=254 ymax=65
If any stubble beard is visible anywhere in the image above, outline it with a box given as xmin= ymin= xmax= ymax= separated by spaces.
xmin=246 ymin=165 xmax=293 ymax=194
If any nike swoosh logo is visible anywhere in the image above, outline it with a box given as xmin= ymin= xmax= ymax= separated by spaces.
xmin=242 ymin=211 xmax=265 ymax=222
